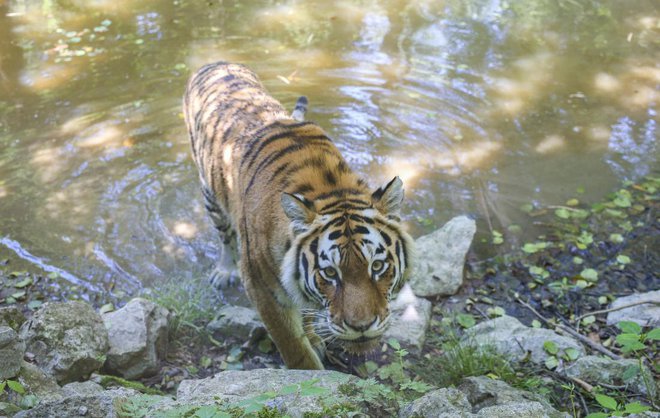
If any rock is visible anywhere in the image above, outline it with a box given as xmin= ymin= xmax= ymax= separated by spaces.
xmin=103 ymin=298 xmax=170 ymax=379
xmin=564 ymin=355 xmax=656 ymax=398
xmin=13 ymin=387 xmax=146 ymax=418
xmin=176 ymin=369 xmax=369 ymax=417
xmin=400 ymin=376 xmax=566 ymax=418
xmin=61 ymin=381 xmax=105 ymax=397
xmin=475 ymin=402 xmax=562 ymax=418
xmin=458 ymin=376 xmax=560 ymax=414
xmin=409 ymin=216 xmax=476 ymax=297
xmin=384 ymin=284 xmax=432 ymax=351
xmin=0 ymin=325 xmax=25 ymax=380
xmin=206 ymin=305 xmax=264 ymax=341
xmin=399 ymin=387 xmax=472 ymax=418
xmin=462 ymin=315 xmax=585 ymax=365
xmin=17 ymin=361 xmax=63 ymax=402
xmin=606 ymin=290 xmax=660 ymax=328
xmin=0 ymin=305 xmax=27 ymax=330
xmin=19 ymin=301 xmax=109 ymax=384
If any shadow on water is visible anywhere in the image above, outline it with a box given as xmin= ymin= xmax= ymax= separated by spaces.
xmin=0 ymin=0 xmax=657 ymax=303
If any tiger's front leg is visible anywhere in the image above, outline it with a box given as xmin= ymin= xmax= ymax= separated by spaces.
xmin=241 ymin=261 xmax=324 ymax=370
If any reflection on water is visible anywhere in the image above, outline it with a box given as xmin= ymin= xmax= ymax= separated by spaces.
xmin=0 ymin=0 xmax=658 ymax=301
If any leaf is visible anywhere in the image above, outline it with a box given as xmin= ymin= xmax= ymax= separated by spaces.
xmin=7 ymin=380 xmax=25 ymax=394
xmin=13 ymin=277 xmax=33 ymax=288
xmin=531 ymin=320 xmax=541 ymax=328
xmin=544 ymin=356 xmax=558 ymax=370
xmin=487 ymin=307 xmax=505 ymax=317
xmin=0 ymin=381 xmax=6 ymax=392
xmin=594 ymin=394 xmax=618 ymax=411
xmin=564 ymin=348 xmax=580 ymax=361
xmin=624 ymin=402 xmax=650 ymax=414
xmin=584 ymin=413 xmax=609 ymax=418
xmin=566 ymin=198 xmax=579 ymax=206
xmin=646 ymin=328 xmax=660 ymax=341
xmin=99 ymin=303 xmax=114 ymax=314
xmin=616 ymin=255 xmax=631 ymax=265
xmin=543 ymin=341 xmax=559 ymax=355
xmin=456 ymin=313 xmax=476 ymax=329
xmin=580 ymin=268 xmax=598 ymax=282
xmin=279 ymin=383 xmax=299 ymax=395
xmin=11 ymin=291 xmax=26 ymax=299
xmin=300 ymin=385 xmax=330 ymax=396
xmin=616 ymin=333 xmax=641 ymax=346
xmin=47 ymin=271 xmax=59 ymax=279
xmin=27 ymin=300 xmax=43 ymax=310
xmin=609 ymin=233 xmax=624 ymax=243
xmin=555 ymin=208 xmax=570 ymax=219
xmin=387 ymin=338 xmax=401 ymax=351
xmin=617 ymin=321 xmax=642 ymax=335
xmin=581 ymin=315 xmax=596 ymax=326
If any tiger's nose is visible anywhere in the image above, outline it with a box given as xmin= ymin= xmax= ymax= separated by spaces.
xmin=344 ymin=317 xmax=378 ymax=332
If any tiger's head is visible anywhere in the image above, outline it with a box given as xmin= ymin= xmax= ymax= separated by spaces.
xmin=281 ymin=177 xmax=414 ymax=353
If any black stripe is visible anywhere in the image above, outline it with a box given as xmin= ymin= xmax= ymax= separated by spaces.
xmin=314 ymin=188 xmax=364 ymax=201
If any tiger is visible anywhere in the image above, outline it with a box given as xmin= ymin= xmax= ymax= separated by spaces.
xmin=183 ymin=61 xmax=414 ymax=370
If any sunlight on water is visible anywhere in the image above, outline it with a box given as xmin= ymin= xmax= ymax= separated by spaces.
xmin=0 ymin=0 xmax=657 ymax=301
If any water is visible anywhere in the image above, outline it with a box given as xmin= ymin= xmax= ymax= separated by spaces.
xmin=0 ymin=0 xmax=657 ymax=300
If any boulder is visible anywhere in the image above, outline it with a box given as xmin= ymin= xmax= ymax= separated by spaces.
xmin=206 ymin=305 xmax=264 ymax=341
xmin=13 ymin=387 xmax=145 ymax=418
xmin=176 ymin=369 xmax=369 ymax=417
xmin=458 ymin=376 xmax=559 ymax=414
xmin=19 ymin=301 xmax=109 ymax=384
xmin=61 ymin=381 xmax=105 ymax=397
xmin=103 ymin=298 xmax=170 ymax=379
xmin=606 ymin=290 xmax=660 ymax=328
xmin=462 ymin=315 xmax=585 ymax=365
xmin=564 ymin=355 xmax=656 ymax=398
xmin=399 ymin=387 xmax=472 ymax=418
xmin=400 ymin=376 xmax=566 ymax=418
xmin=385 ymin=284 xmax=432 ymax=351
xmin=408 ymin=216 xmax=476 ymax=297
xmin=0 ymin=305 xmax=27 ymax=330
xmin=0 ymin=326 xmax=25 ymax=380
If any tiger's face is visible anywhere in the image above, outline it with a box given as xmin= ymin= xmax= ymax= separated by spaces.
xmin=281 ymin=177 xmax=414 ymax=353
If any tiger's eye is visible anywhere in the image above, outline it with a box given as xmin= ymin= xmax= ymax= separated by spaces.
xmin=323 ymin=267 xmax=338 ymax=278
xmin=371 ymin=260 xmax=384 ymax=273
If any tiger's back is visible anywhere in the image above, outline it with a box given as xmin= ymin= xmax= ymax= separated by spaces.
xmin=184 ymin=62 xmax=414 ymax=370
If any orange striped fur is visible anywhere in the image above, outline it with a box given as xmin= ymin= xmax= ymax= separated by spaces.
xmin=184 ymin=62 xmax=414 ymax=369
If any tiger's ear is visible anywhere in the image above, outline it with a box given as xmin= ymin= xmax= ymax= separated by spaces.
xmin=281 ymin=193 xmax=316 ymax=232
xmin=371 ymin=176 xmax=404 ymax=219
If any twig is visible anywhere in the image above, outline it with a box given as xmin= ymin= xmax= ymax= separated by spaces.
xmin=574 ymin=300 xmax=660 ymax=325
xmin=513 ymin=293 xmax=623 ymax=360
xmin=568 ymin=376 xmax=594 ymax=392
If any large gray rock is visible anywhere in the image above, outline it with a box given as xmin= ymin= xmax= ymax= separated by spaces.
xmin=606 ymin=290 xmax=660 ymax=328
xmin=400 ymin=376 xmax=566 ymax=418
xmin=399 ymin=387 xmax=472 ymax=418
xmin=19 ymin=301 xmax=109 ymax=384
xmin=13 ymin=387 xmax=145 ymax=418
xmin=385 ymin=284 xmax=432 ymax=351
xmin=0 ymin=326 xmax=25 ymax=380
xmin=564 ymin=355 xmax=656 ymax=398
xmin=462 ymin=315 xmax=585 ymax=365
xmin=103 ymin=298 xmax=170 ymax=379
xmin=206 ymin=305 xmax=264 ymax=341
xmin=458 ymin=376 xmax=560 ymax=414
xmin=176 ymin=369 xmax=369 ymax=417
xmin=409 ymin=216 xmax=476 ymax=297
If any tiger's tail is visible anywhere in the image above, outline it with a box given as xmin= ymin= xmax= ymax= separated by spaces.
xmin=291 ymin=96 xmax=308 ymax=121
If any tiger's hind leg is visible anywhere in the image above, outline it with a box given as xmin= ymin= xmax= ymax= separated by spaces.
xmin=201 ymin=185 xmax=240 ymax=289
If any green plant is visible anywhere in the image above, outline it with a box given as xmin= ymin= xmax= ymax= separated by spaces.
xmin=378 ymin=339 xmax=432 ymax=395
xmin=585 ymin=393 xmax=651 ymax=417
xmin=0 ymin=380 xmax=25 ymax=396
xmin=615 ymin=321 xmax=660 ymax=353
xmin=542 ymin=340 xmax=580 ymax=370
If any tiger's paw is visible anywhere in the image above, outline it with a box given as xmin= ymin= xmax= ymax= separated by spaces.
xmin=209 ymin=266 xmax=240 ymax=289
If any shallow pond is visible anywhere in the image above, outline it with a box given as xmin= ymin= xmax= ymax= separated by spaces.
xmin=0 ymin=0 xmax=657 ymax=301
